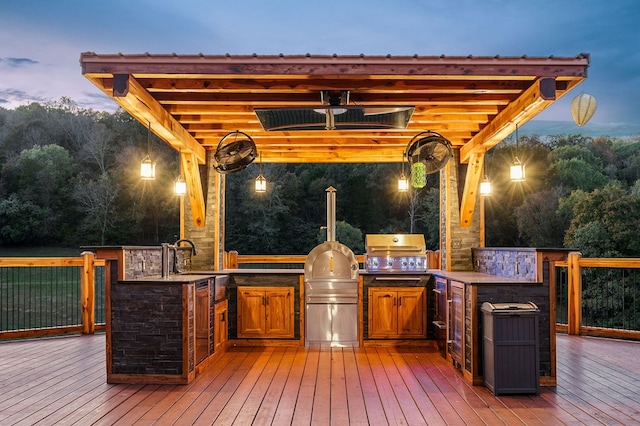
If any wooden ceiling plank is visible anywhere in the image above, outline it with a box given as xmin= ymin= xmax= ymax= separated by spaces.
xmin=111 ymin=74 xmax=206 ymax=164
xmin=180 ymin=151 xmax=206 ymax=228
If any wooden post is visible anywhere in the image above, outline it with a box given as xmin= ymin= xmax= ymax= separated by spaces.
xmin=80 ymin=251 xmax=96 ymax=334
xmin=228 ymin=251 xmax=238 ymax=269
xmin=567 ymin=251 xmax=582 ymax=336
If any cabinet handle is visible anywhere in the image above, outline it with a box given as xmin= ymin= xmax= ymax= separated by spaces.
xmin=398 ymin=296 xmax=402 ymax=306
xmin=262 ymin=296 xmax=266 ymax=306
xmin=266 ymin=296 xmax=269 ymax=306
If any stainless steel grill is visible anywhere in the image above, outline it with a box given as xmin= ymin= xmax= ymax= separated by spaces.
xmin=364 ymin=234 xmax=428 ymax=272
xmin=304 ymin=187 xmax=359 ymax=347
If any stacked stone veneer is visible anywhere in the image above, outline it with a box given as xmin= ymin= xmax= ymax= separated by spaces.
xmin=122 ymin=247 xmax=190 ymax=279
xmin=472 ymin=248 xmax=537 ymax=280
xmin=184 ymin=150 xmax=224 ymax=271
xmin=110 ymin=282 xmax=194 ymax=375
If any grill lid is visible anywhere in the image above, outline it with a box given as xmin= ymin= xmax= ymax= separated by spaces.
xmin=365 ymin=234 xmax=426 ymax=254
xmin=304 ymin=241 xmax=359 ymax=282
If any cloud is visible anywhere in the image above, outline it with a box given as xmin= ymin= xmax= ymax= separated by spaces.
xmin=0 ymin=57 xmax=39 ymax=68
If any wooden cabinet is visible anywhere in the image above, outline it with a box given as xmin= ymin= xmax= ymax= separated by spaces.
xmin=237 ymin=286 xmax=294 ymax=338
xmin=214 ymin=299 xmax=228 ymax=352
xmin=195 ymin=281 xmax=212 ymax=364
xmin=368 ymin=287 xmax=426 ymax=338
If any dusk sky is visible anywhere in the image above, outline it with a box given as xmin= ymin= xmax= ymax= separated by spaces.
xmin=2 ymin=0 xmax=639 ymax=128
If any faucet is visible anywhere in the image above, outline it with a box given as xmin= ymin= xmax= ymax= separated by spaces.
xmin=174 ymin=238 xmax=198 ymax=256
xmin=171 ymin=239 xmax=198 ymax=274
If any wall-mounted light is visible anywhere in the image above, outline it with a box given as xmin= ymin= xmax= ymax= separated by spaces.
xmin=398 ymin=151 xmax=408 ymax=192
xmin=255 ymin=153 xmax=266 ymax=193
xmin=140 ymin=122 xmax=156 ymax=180
xmin=510 ymin=124 xmax=525 ymax=182
xmin=174 ymin=175 xmax=187 ymax=195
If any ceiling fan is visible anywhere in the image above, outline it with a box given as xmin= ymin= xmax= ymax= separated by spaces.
xmin=255 ymin=90 xmax=414 ymax=131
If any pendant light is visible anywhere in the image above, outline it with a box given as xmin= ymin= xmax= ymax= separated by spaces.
xmin=510 ymin=124 xmax=525 ymax=182
xmin=140 ymin=122 xmax=156 ymax=180
xmin=174 ymin=175 xmax=187 ymax=195
xmin=255 ymin=153 xmax=266 ymax=193
xmin=398 ymin=151 xmax=408 ymax=192
xmin=479 ymin=151 xmax=492 ymax=196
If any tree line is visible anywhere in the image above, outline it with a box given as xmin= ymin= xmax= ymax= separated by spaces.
xmin=2 ymin=99 xmax=640 ymax=258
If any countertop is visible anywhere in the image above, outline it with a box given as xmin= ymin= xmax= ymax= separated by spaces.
xmin=117 ymin=269 xmax=539 ymax=286
xmin=119 ymin=274 xmax=217 ymax=283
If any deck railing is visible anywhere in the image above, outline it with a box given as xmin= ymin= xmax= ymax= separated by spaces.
xmin=555 ymin=252 xmax=640 ymax=340
xmin=0 ymin=252 xmax=106 ymax=340
xmin=3 ymin=250 xmax=638 ymax=341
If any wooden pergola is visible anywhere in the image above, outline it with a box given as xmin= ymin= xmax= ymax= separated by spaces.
xmin=80 ymin=53 xmax=590 ymax=269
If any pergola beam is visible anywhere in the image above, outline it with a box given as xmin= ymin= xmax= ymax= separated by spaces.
xmin=111 ymin=74 xmax=206 ymax=164
xmin=458 ymin=77 xmax=557 ymax=227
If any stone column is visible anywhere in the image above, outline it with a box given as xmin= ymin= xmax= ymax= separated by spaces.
xmin=184 ymin=150 xmax=225 ymax=271
xmin=440 ymin=149 xmax=481 ymax=271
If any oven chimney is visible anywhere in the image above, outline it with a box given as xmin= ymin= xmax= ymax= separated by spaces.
xmin=326 ymin=186 xmax=336 ymax=242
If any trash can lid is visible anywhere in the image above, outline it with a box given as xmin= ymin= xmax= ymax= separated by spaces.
xmin=481 ymin=301 xmax=539 ymax=313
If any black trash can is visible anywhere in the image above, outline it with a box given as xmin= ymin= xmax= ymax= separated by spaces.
xmin=481 ymin=302 xmax=540 ymax=395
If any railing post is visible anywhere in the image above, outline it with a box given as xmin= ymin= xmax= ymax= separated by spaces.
xmin=81 ymin=251 xmax=96 ymax=334
xmin=228 ymin=250 xmax=238 ymax=269
xmin=567 ymin=251 xmax=582 ymax=335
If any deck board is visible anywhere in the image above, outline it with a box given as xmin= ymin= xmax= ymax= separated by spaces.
xmin=1 ymin=334 xmax=640 ymax=425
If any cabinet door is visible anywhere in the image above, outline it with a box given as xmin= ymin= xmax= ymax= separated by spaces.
xmin=265 ymin=288 xmax=294 ymax=338
xmin=237 ymin=288 xmax=266 ymax=337
xmin=369 ymin=288 xmax=398 ymax=338
xmin=214 ymin=300 xmax=228 ymax=352
xmin=195 ymin=284 xmax=211 ymax=364
xmin=397 ymin=288 xmax=426 ymax=337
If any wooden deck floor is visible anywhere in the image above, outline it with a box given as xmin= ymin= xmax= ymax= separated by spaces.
xmin=1 ymin=335 xmax=639 ymax=425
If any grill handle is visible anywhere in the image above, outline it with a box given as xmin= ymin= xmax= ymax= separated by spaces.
xmin=373 ymin=276 xmax=423 ymax=282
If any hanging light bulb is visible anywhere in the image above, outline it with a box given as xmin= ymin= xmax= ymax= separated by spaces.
xmin=255 ymin=153 xmax=266 ymax=193
xmin=140 ymin=121 xmax=156 ymax=180
xmin=174 ymin=175 xmax=187 ymax=195
xmin=398 ymin=151 xmax=408 ymax=192
xmin=510 ymin=124 xmax=525 ymax=182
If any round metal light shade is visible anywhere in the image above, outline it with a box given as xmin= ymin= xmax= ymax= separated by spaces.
xmin=571 ymin=93 xmax=597 ymax=126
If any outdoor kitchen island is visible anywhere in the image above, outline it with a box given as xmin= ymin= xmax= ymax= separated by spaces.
xmin=107 ymin=273 xmax=228 ymax=385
